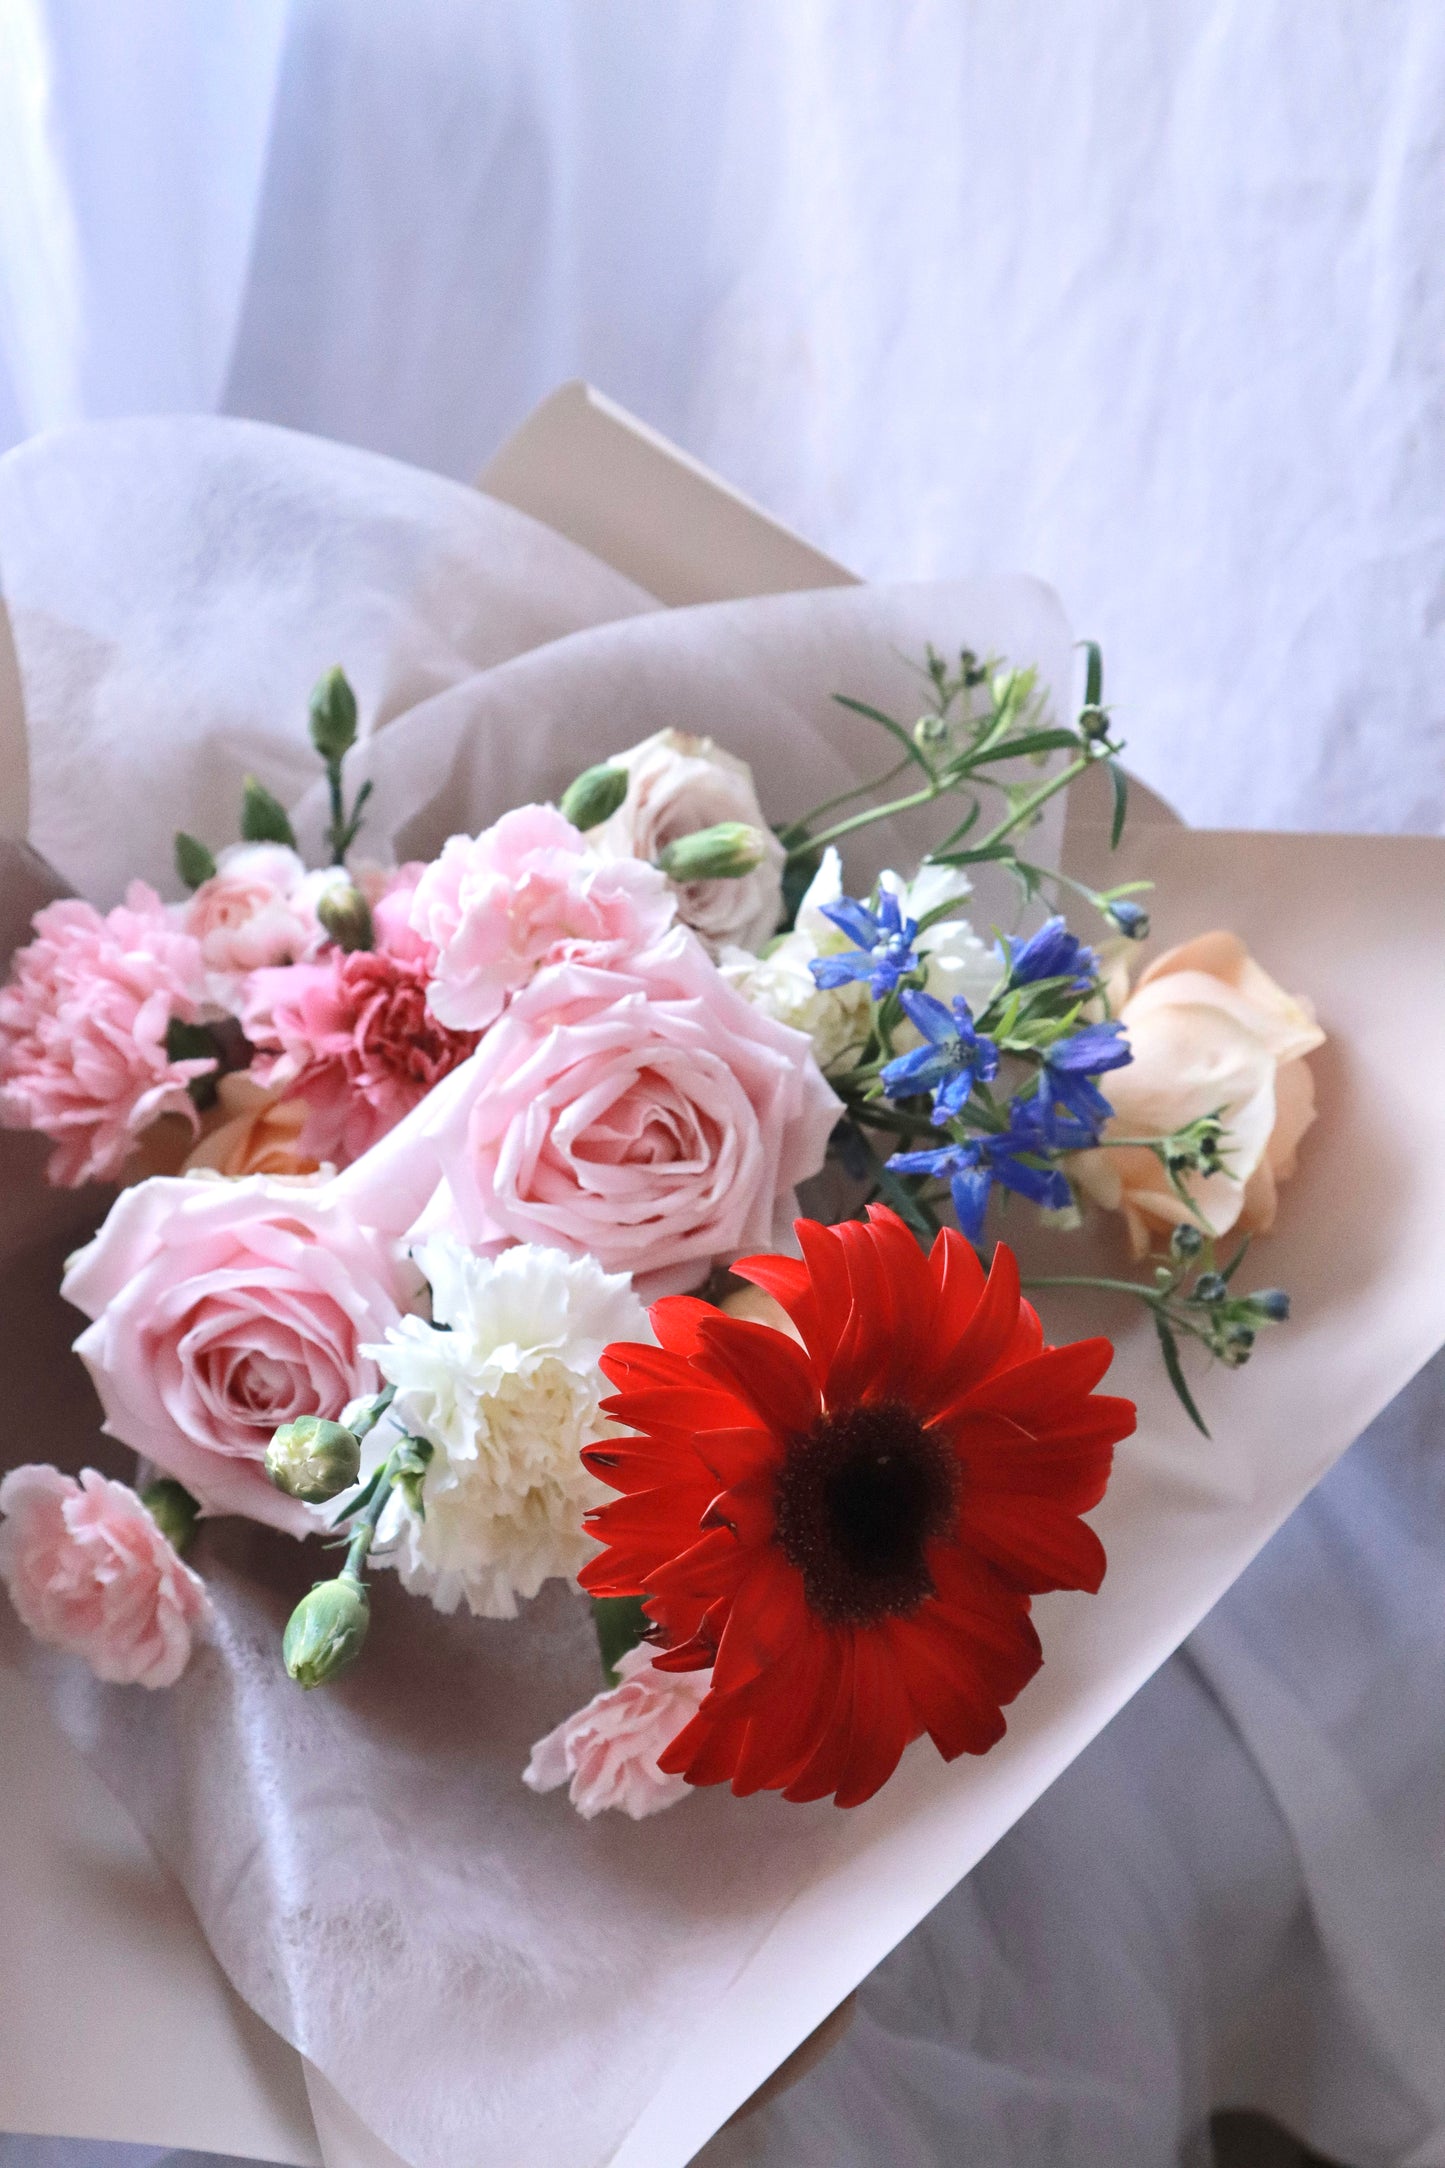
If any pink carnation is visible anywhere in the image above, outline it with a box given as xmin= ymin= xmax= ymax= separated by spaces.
xmin=0 ymin=882 xmax=214 ymax=1186
xmin=523 ymin=1646 xmax=711 ymax=1819
xmin=0 ymin=1464 xmax=210 ymax=1689
xmin=426 ymin=926 xmax=841 ymax=1297
xmin=243 ymin=867 xmax=478 ymax=1164
xmin=183 ymin=843 xmax=309 ymax=977
xmin=409 ymin=805 xmax=675 ymax=1031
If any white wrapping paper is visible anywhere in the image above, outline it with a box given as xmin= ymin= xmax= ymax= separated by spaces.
xmin=0 ymin=412 xmax=1442 ymax=2168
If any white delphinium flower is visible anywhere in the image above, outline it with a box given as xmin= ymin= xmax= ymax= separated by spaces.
xmin=719 ymin=848 xmax=871 ymax=1077
xmin=361 ymin=1237 xmax=651 ymax=1619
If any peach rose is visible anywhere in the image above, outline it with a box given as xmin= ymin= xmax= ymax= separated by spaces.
xmin=182 ymin=1073 xmax=321 ymax=1179
xmin=62 ymin=1175 xmax=414 ymax=1533
xmin=0 ymin=1465 xmax=210 ymax=1688
xmin=1072 ymin=931 xmax=1324 ymax=1256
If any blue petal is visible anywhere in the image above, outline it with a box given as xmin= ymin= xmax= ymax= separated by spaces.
xmin=810 ymin=953 xmax=870 ymax=990
xmin=819 ymin=897 xmax=881 ymax=950
xmin=886 ymin=1145 xmax=958 ymax=1178
xmin=992 ymin=1152 xmax=1072 ymax=1211
xmin=880 ymin=1045 xmax=949 ymax=1098
xmin=1048 ymin=1021 xmax=1131 ymax=1074
xmin=950 ymin=1166 xmax=993 ymax=1239
xmin=898 ymin=987 xmax=959 ymax=1047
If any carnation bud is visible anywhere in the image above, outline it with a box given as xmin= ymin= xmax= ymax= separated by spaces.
xmin=1108 ymin=900 xmax=1150 ymax=940
xmin=266 ymin=1416 xmax=361 ymax=1503
xmin=308 ymin=666 xmax=359 ymax=764
xmin=315 ymin=883 xmax=374 ymax=953
xmin=658 ymin=821 xmax=767 ymax=883
xmin=1243 ymin=1287 xmax=1291 ymax=1323
xmin=283 ymin=1576 xmax=370 ymax=1689
xmin=560 ymin=761 xmax=629 ymax=832
xmin=140 ymin=1477 xmax=200 ymax=1554
xmin=1169 ymin=1222 xmax=1204 ymax=1261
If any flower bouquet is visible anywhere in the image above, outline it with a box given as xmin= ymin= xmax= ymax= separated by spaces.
xmin=0 ymin=392 xmax=1442 ymax=2168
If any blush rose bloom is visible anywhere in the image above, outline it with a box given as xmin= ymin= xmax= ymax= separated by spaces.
xmin=409 ymin=805 xmax=675 ymax=1032
xmin=0 ymin=882 xmax=214 ymax=1185
xmin=1072 ymin=931 xmax=1325 ymax=1255
xmin=0 ymin=1465 xmax=210 ymax=1689
xmin=419 ymin=927 xmax=840 ymax=1298
xmin=523 ymin=1645 xmax=711 ymax=1819
xmin=62 ymin=1176 xmax=414 ymax=1533
xmin=589 ymin=727 xmax=786 ymax=954
xmin=183 ymin=843 xmax=310 ymax=978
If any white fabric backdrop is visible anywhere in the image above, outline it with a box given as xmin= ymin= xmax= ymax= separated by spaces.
xmin=1 ymin=5 xmax=1443 ymax=2165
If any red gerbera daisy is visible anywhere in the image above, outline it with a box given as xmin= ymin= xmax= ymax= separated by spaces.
xmin=580 ymin=1205 xmax=1136 ymax=1809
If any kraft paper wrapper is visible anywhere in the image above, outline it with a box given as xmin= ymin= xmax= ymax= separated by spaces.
xmin=0 ymin=408 xmax=1442 ymax=2168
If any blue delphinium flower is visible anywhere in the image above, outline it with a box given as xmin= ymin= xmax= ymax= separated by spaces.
xmin=1033 ymin=1019 xmax=1131 ymax=1140
xmin=888 ymin=1115 xmax=1072 ymax=1241
xmin=1004 ymin=915 xmax=1098 ymax=994
xmin=879 ymin=990 xmax=1000 ymax=1120
xmin=810 ymin=888 xmax=919 ymax=1000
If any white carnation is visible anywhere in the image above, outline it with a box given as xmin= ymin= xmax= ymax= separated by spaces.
xmin=362 ymin=1238 xmax=651 ymax=1619
xmin=719 ymin=847 xmax=869 ymax=1076
xmin=589 ymin=727 xmax=785 ymax=955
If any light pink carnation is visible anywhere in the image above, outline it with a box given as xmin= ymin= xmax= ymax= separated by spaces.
xmin=0 ymin=1464 xmax=210 ymax=1689
xmin=409 ymin=805 xmax=675 ymax=1031
xmin=63 ymin=1176 xmax=414 ymax=1533
xmin=243 ymin=870 xmax=479 ymax=1164
xmin=183 ymin=843 xmax=310 ymax=976
xmin=523 ymin=1646 xmax=711 ymax=1819
xmin=0 ymin=882 xmax=214 ymax=1186
xmin=426 ymin=925 xmax=840 ymax=1297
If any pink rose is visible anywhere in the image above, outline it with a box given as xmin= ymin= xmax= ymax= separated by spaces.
xmin=424 ymin=926 xmax=839 ymax=1297
xmin=523 ymin=1645 xmax=711 ymax=1819
xmin=409 ymin=805 xmax=675 ymax=1031
xmin=0 ymin=1465 xmax=210 ymax=1689
xmin=243 ymin=936 xmax=479 ymax=1166
xmin=63 ymin=1176 xmax=414 ymax=1533
xmin=183 ymin=843 xmax=310 ymax=977
xmin=0 ymin=882 xmax=214 ymax=1186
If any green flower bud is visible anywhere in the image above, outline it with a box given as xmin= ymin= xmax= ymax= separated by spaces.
xmin=1243 ymin=1287 xmax=1291 ymax=1323
xmin=266 ymin=1416 xmax=362 ymax=1503
xmin=1193 ymin=1272 xmax=1228 ymax=1305
xmin=1169 ymin=1223 xmax=1205 ymax=1262
xmin=560 ymin=761 xmax=629 ymax=832
xmin=914 ymin=713 xmax=949 ymax=749
xmin=658 ymin=821 xmax=767 ymax=883
xmin=309 ymin=666 xmax=359 ymax=764
xmin=141 ymin=1477 xmax=200 ymax=1554
xmin=283 ymin=1576 xmax=369 ymax=1689
xmin=315 ymin=883 xmax=374 ymax=953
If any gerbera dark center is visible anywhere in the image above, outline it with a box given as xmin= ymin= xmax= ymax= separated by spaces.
xmin=773 ymin=1402 xmax=957 ymax=1626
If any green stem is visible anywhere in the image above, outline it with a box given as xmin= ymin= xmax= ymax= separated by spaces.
xmin=969 ymin=754 xmax=1092 ymax=854
xmin=327 ymin=759 xmax=346 ymax=865
xmin=791 ymin=754 xmax=917 ymax=835
xmin=786 ymin=780 xmax=942 ymax=862
xmin=350 ymin=1383 xmax=395 ymax=1441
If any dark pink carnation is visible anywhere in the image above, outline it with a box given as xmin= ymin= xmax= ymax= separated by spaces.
xmin=0 ymin=882 xmax=214 ymax=1185
xmin=243 ymin=934 xmax=480 ymax=1165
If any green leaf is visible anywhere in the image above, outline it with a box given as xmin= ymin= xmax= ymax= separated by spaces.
xmin=1154 ymin=1314 xmax=1210 ymax=1438
xmin=1106 ymin=758 xmax=1128 ymax=849
xmin=241 ymin=775 xmax=298 ymax=848
xmin=959 ymin=727 xmax=1082 ymax=766
xmin=173 ymin=830 xmax=216 ymax=890
xmin=872 ymin=1163 xmax=937 ymax=1246
xmin=1219 ymin=1238 xmax=1252 ymax=1286
xmin=1082 ymin=640 xmax=1104 ymax=709
xmin=591 ymin=1594 xmax=651 ymax=1685
xmin=832 ymin=693 xmax=934 ymax=778
xmin=164 ymin=1016 xmax=219 ymax=1111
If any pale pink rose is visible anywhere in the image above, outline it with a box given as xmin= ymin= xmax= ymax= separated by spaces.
xmin=0 ymin=1465 xmax=210 ymax=1689
xmin=424 ymin=926 xmax=840 ymax=1298
xmin=1072 ymin=931 xmax=1326 ymax=1256
xmin=523 ymin=1645 xmax=711 ymax=1819
xmin=242 ymin=880 xmax=479 ymax=1164
xmin=181 ymin=1072 xmax=321 ymax=1179
xmin=62 ymin=1176 xmax=414 ymax=1533
xmin=409 ymin=805 xmax=675 ymax=1031
xmin=184 ymin=843 xmax=310 ymax=976
xmin=590 ymin=727 xmax=786 ymax=954
xmin=0 ymin=882 xmax=214 ymax=1186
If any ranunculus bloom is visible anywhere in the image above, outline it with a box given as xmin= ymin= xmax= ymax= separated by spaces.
xmin=1071 ymin=931 xmax=1325 ymax=1255
xmin=244 ymin=926 xmax=480 ymax=1165
xmin=0 ymin=882 xmax=213 ymax=1185
xmin=0 ymin=1464 xmax=210 ymax=1689
xmin=522 ymin=1645 xmax=711 ymax=1819
xmin=183 ymin=843 xmax=309 ymax=976
xmin=426 ymin=926 xmax=840 ymax=1298
xmin=182 ymin=1072 xmax=321 ymax=1179
xmin=63 ymin=1176 xmax=413 ymax=1533
xmin=588 ymin=728 xmax=786 ymax=954
xmin=409 ymin=805 xmax=675 ymax=1031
